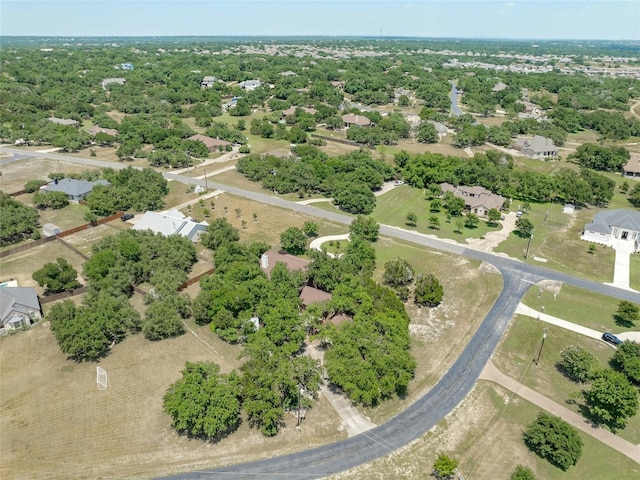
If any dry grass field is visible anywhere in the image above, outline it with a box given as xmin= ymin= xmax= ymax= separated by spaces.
xmin=0 ymin=157 xmax=98 ymax=194
xmin=0 ymin=317 xmax=345 ymax=480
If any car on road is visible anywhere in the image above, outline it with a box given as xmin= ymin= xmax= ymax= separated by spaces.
xmin=602 ymin=332 xmax=622 ymax=346
xmin=121 ymin=213 xmax=134 ymax=221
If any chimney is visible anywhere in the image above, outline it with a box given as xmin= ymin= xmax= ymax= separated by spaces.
xmin=260 ymin=253 xmax=269 ymax=269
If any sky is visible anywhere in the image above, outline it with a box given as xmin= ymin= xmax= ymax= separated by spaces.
xmin=1 ymin=0 xmax=638 ymax=40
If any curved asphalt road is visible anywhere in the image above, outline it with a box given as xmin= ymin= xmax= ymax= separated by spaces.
xmin=4 ymin=147 xmax=640 ymax=478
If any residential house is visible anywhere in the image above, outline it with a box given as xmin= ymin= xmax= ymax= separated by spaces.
xmin=282 ymin=106 xmax=317 ymax=117
xmin=48 ymin=117 xmax=79 ymax=128
xmin=238 ymin=79 xmax=261 ymax=91
xmin=427 ymin=120 xmax=449 ymax=139
xmin=492 ymin=82 xmax=508 ymax=92
xmin=299 ymin=286 xmax=332 ymax=307
xmin=259 ymin=250 xmax=310 ymax=279
xmin=120 ymin=63 xmax=134 ymax=70
xmin=132 ymin=210 xmax=208 ymax=243
xmin=101 ymin=77 xmax=126 ymax=89
xmin=342 ymin=114 xmax=371 ymax=128
xmin=200 ymin=76 xmax=218 ymax=88
xmin=622 ymin=155 xmax=640 ymax=179
xmin=440 ymin=183 xmax=506 ymax=217
xmin=43 ymin=178 xmax=110 ymax=201
xmin=582 ymin=209 xmax=640 ymax=252
xmin=280 ymin=71 xmax=298 ymax=77
xmin=514 ymin=135 xmax=557 ymax=160
xmin=87 ymin=125 xmax=119 ymax=137
xmin=0 ymin=286 xmax=42 ymax=335
xmin=187 ymin=134 xmax=231 ymax=152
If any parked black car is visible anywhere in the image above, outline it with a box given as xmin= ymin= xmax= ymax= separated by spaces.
xmin=602 ymin=332 xmax=622 ymax=346
xmin=121 ymin=213 xmax=134 ymax=221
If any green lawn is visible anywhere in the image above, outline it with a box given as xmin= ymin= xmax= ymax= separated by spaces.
xmin=494 ymin=202 xmax=616 ymax=282
xmin=493 ymin=314 xmax=640 ymax=444
xmin=372 ymin=186 xmax=502 ymax=242
xmin=522 ymin=284 xmax=638 ymax=334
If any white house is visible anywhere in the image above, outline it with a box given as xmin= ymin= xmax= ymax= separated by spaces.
xmin=581 ymin=209 xmax=640 ymax=251
xmin=132 ymin=210 xmax=208 ymax=242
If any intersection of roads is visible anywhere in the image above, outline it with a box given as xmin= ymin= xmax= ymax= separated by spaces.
xmin=2 ymin=147 xmax=639 ymax=479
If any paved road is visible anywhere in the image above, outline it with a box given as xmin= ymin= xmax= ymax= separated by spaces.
xmin=4 ymin=146 xmax=640 ymax=478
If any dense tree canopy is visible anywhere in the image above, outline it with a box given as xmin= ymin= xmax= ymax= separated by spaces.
xmin=611 ymin=341 xmax=640 ymax=385
xmin=0 ymin=193 xmax=39 ymax=246
xmin=524 ymin=412 xmax=583 ymax=470
xmin=32 ymin=257 xmax=81 ymax=294
xmin=163 ymin=362 xmax=242 ymax=441
xmin=585 ymin=368 xmax=639 ymax=431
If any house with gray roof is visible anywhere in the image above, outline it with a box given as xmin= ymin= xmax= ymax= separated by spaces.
xmin=101 ymin=77 xmax=126 ymax=89
xmin=132 ymin=210 xmax=208 ymax=242
xmin=238 ymin=79 xmax=261 ymax=91
xmin=582 ymin=209 xmax=640 ymax=251
xmin=440 ymin=183 xmax=505 ymax=217
xmin=0 ymin=287 xmax=42 ymax=335
xmin=514 ymin=135 xmax=557 ymax=160
xmin=48 ymin=117 xmax=79 ymax=128
xmin=200 ymin=76 xmax=218 ymax=88
xmin=43 ymin=178 xmax=110 ymax=201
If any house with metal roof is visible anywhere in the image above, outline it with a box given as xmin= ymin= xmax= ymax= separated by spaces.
xmin=582 ymin=209 xmax=640 ymax=251
xmin=101 ymin=77 xmax=126 ymax=89
xmin=48 ymin=117 xmax=79 ymax=128
xmin=132 ymin=210 xmax=208 ymax=242
xmin=43 ymin=178 xmax=110 ymax=201
xmin=0 ymin=287 xmax=42 ymax=335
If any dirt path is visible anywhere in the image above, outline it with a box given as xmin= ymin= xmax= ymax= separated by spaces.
xmin=306 ymin=341 xmax=377 ymax=436
xmin=480 ymin=361 xmax=640 ymax=463
xmin=631 ymin=100 xmax=640 ymax=120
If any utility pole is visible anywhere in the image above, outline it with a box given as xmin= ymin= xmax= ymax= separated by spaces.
xmin=525 ymin=230 xmax=534 ymax=259
xmin=297 ymin=383 xmax=302 ymax=427
xmin=535 ymin=327 xmax=548 ymax=366
xmin=203 ymin=168 xmax=208 ymax=192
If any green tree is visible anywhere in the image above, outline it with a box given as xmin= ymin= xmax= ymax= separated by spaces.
xmin=24 ymin=179 xmax=47 ymax=193
xmin=349 ymin=215 xmax=379 ymax=242
xmin=414 ymin=274 xmax=443 ymax=307
xmin=558 ymin=345 xmax=598 ymax=383
xmin=585 ymin=369 xmax=639 ymax=431
xmin=280 ymin=227 xmax=307 ymax=255
xmin=515 ymin=217 xmax=534 ymax=238
xmin=429 ymin=215 xmax=441 ymax=230
xmin=32 ymin=190 xmax=69 ymax=209
xmin=629 ymin=183 xmax=640 ymax=208
xmin=511 ymin=465 xmax=536 ymax=480
xmin=523 ymin=412 xmax=583 ymax=470
xmin=612 ymin=341 xmax=640 ymax=385
xmin=416 ymin=122 xmax=439 ymax=143
xmin=464 ymin=212 xmax=479 ymax=229
xmin=333 ymin=182 xmax=376 ymax=214
xmin=615 ymin=300 xmax=639 ymax=327
xmin=302 ymin=221 xmax=319 ymax=237
xmin=487 ymin=208 xmax=501 ymax=226
xmin=163 ymin=362 xmax=242 ymax=440
xmin=433 ymin=453 xmax=458 ymax=479
xmin=430 ymin=198 xmax=442 ymax=212
xmin=406 ymin=211 xmax=417 ymax=226
xmin=201 ymin=217 xmax=240 ymax=251
xmin=32 ymin=257 xmax=81 ymax=294
xmin=142 ymin=294 xmax=189 ymax=340
xmin=383 ymin=257 xmax=415 ymax=287
xmin=444 ymin=195 xmax=465 ymax=217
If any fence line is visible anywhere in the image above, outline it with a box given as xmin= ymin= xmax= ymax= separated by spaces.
xmin=178 ymin=268 xmax=215 ymax=290
xmin=0 ymin=211 xmax=122 ymax=259
xmin=40 ymin=286 xmax=89 ymax=304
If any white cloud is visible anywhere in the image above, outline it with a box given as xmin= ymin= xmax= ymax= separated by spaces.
xmin=504 ymin=2 xmax=515 ymax=7
xmin=403 ymin=4 xmax=414 ymax=8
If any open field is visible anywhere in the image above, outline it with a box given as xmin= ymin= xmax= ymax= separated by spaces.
xmin=522 ymin=283 xmax=638 ymax=334
xmin=494 ymin=202 xmax=617 ymax=282
xmin=330 ymin=381 xmax=640 ymax=480
xmin=0 ymin=240 xmax=89 ymax=290
xmin=493 ymin=314 xmax=640 ymax=444
xmin=0 ymin=316 xmax=345 ymax=480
